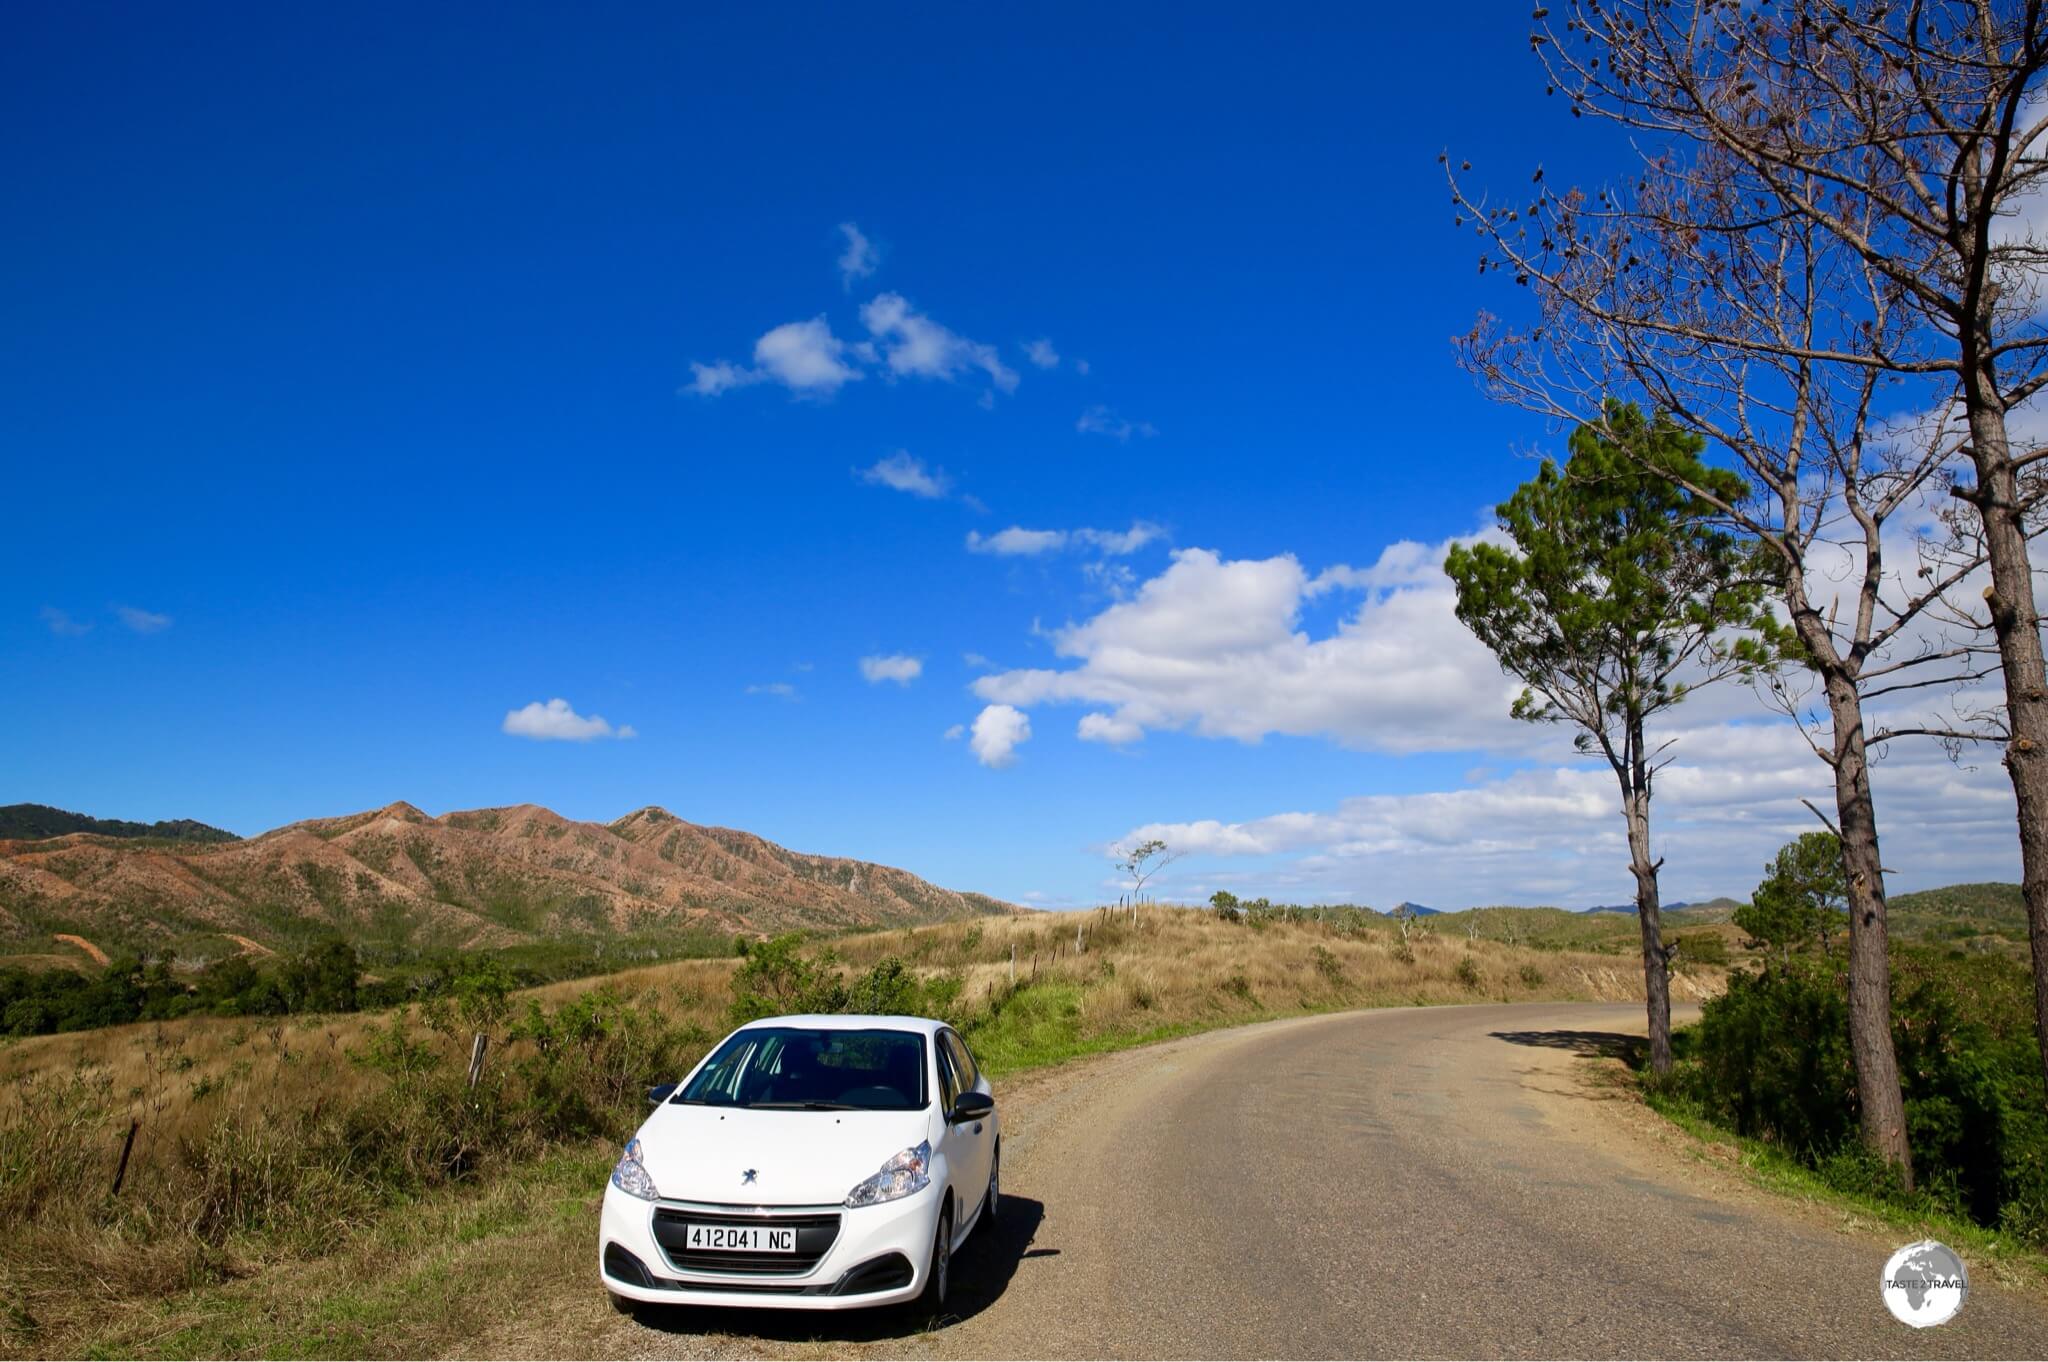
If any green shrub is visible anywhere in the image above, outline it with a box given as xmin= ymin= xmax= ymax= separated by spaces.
xmin=1671 ymin=932 xmax=1730 ymax=971
xmin=1671 ymin=948 xmax=2048 ymax=1245
xmin=727 ymin=934 xmax=845 ymax=1021
xmin=1518 ymin=963 xmax=1546 ymax=987
xmin=1312 ymin=946 xmax=1344 ymax=984
xmin=845 ymin=958 xmax=921 ymax=1015
xmin=1681 ymin=962 xmax=1855 ymax=1155
xmin=1453 ymin=957 xmax=1481 ymax=989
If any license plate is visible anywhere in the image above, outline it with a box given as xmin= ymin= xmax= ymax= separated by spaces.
xmin=685 ymin=1223 xmax=797 ymax=1253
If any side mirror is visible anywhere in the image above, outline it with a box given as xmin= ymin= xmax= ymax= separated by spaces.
xmin=647 ymin=1082 xmax=678 ymax=1105
xmin=949 ymin=1090 xmax=994 ymax=1123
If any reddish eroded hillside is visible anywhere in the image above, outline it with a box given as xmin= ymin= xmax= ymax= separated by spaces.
xmin=0 ymin=801 xmax=1013 ymax=953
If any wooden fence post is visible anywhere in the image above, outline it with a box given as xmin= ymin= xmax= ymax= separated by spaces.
xmin=467 ymin=1032 xmax=489 ymax=1089
xmin=110 ymin=1118 xmax=139 ymax=1197
xmin=1009 ymin=944 xmax=1016 ymax=984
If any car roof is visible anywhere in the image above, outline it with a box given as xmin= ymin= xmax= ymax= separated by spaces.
xmin=736 ymin=1013 xmax=946 ymax=1036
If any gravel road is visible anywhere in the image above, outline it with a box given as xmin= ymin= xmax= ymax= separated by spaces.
xmin=478 ymin=1002 xmax=2048 ymax=1360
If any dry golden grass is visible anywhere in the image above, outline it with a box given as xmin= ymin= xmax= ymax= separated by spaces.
xmin=0 ymin=906 xmax=1717 ymax=1357
xmin=0 ymin=909 xmax=1716 ymax=1141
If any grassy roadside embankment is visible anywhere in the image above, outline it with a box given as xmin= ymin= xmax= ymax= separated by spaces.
xmin=1637 ymin=1091 xmax=2048 ymax=1289
xmin=0 ymin=906 xmax=1720 ymax=1359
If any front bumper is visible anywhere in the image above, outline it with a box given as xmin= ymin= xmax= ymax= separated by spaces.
xmin=598 ymin=1180 xmax=940 ymax=1310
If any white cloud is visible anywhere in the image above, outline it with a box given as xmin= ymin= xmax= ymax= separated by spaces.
xmin=965 ymin=521 xmax=1163 ymax=557
xmin=955 ymin=504 xmax=2018 ymax=906
xmin=859 ymin=654 xmax=923 ymax=685
xmin=861 ymin=293 xmax=1019 ymax=395
xmin=1115 ymin=707 xmax=2025 ymax=908
xmin=1082 ymin=560 xmax=1138 ymax=600
xmin=970 ymin=704 xmax=1031 ymax=767
xmin=1078 ymin=712 xmax=1144 ymax=745
xmin=1075 ymin=523 xmax=1163 ymax=555
xmin=943 ymin=723 xmax=966 ymax=740
xmin=40 ymin=607 xmax=89 ymax=636
xmin=1024 ymin=338 xmax=1060 ymax=369
xmin=753 ymin=317 xmax=862 ymax=393
xmin=837 ymin=222 xmax=878 ymax=290
xmin=973 ymin=537 xmax=1531 ymax=753
xmin=860 ymin=451 xmax=951 ymax=499
xmin=686 ymin=316 xmax=862 ymax=397
xmin=502 ymin=698 xmax=636 ymax=741
xmin=746 ymin=682 xmax=798 ymax=699
xmin=967 ymin=526 xmax=1070 ymax=556
xmin=1077 ymin=405 xmax=1157 ymax=441
xmin=115 ymin=605 xmax=172 ymax=634
xmin=685 ymin=360 xmax=763 ymax=396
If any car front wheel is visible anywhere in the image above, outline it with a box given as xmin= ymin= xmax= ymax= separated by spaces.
xmin=981 ymin=1145 xmax=1000 ymax=1230
xmin=915 ymin=1204 xmax=951 ymax=1316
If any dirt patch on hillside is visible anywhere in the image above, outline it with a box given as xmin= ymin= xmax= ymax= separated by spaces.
xmin=51 ymin=932 xmax=109 ymax=966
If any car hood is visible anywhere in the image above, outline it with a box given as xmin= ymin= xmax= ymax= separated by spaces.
xmin=633 ymin=1103 xmax=936 ymax=1207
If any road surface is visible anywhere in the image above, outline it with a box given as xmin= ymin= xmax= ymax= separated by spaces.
xmin=520 ymin=1002 xmax=2048 ymax=1360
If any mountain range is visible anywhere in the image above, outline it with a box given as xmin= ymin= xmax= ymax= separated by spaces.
xmin=0 ymin=801 xmax=1012 ymax=957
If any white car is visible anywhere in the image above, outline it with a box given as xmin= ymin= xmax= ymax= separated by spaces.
xmin=598 ymin=1013 xmax=1000 ymax=1313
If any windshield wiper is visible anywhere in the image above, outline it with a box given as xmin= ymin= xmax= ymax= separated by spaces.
xmin=743 ymin=1100 xmax=861 ymax=1111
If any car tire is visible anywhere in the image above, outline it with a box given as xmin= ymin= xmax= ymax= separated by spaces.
xmin=915 ymin=1204 xmax=952 ymax=1317
xmin=606 ymin=1289 xmax=637 ymax=1316
xmin=980 ymin=1144 xmax=1000 ymax=1231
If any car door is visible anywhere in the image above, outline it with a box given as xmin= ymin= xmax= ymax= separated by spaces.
xmin=935 ymin=1028 xmax=993 ymax=1225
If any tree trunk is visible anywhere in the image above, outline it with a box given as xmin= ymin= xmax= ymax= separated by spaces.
xmin=1823 ymin=667 xmax=1915 ymax=1190
xmin=1962 ymin=400 xmax=2048 ymax=1105
xmin=1622 ymin=787 xmax=1673 ymax=1075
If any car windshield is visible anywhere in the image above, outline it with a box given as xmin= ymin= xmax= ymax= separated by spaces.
xmin=675 ymin=1027 xmax=928 ymax=1112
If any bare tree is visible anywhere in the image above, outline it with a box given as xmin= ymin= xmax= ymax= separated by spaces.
xmin=1486 ymin=0 xmax=2048 ymax=1167
xmin=1114 ymin=839 xmax=1180 ymax=910
xmin=1441 ymin=2 xmax=2048 ymax=1182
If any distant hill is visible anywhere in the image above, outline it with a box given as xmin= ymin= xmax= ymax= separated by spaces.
xmin=1581 ymin=896 xmax=1743 ymax=916
xmin=1887 ymin=882 xmax=2026 ymax=952
xmin=0 ymin=804 xmax=238 ymax=844
xmin=0 ymin=801 xmax=1012 ymax=955
xmin=1890 ymin=882 xmax=2024 ymax=924
xmin=1394 ymin=901 xmax=1441 ymax=917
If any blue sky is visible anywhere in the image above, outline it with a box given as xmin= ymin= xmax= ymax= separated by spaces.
xmin=5 ymin=4 xmax=2023 ymax=909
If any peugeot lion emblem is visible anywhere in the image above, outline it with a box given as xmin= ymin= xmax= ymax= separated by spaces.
xmin=741 ymin=1168 xmax=758 ymax=1185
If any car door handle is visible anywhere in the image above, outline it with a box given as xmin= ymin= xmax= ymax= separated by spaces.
xmin=972 ymin=1122 xmax=983 ymax=1134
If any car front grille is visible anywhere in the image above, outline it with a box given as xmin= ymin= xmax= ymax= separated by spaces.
xmin=650 ymin=1205 xmax=843 ymax=1276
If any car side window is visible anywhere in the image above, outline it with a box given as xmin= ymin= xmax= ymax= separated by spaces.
xmin=934 ymin=1035 xmax=961 ymax=1112
xmin=941 ymin=1029 xmax=979 ymax=1092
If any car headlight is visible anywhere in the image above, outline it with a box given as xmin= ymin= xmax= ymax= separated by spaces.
xmin=610 ymin=1137 xmax=660 ymax=1201
xmin=843 ymin=1140 xmax=931 ymax=1207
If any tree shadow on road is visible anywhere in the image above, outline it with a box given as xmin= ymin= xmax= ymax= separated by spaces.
xmin=622 ymin=1195 xmax=1048 ymax=1345
xmin=1489 ymin=1029 xmax=1646 ymax=1063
